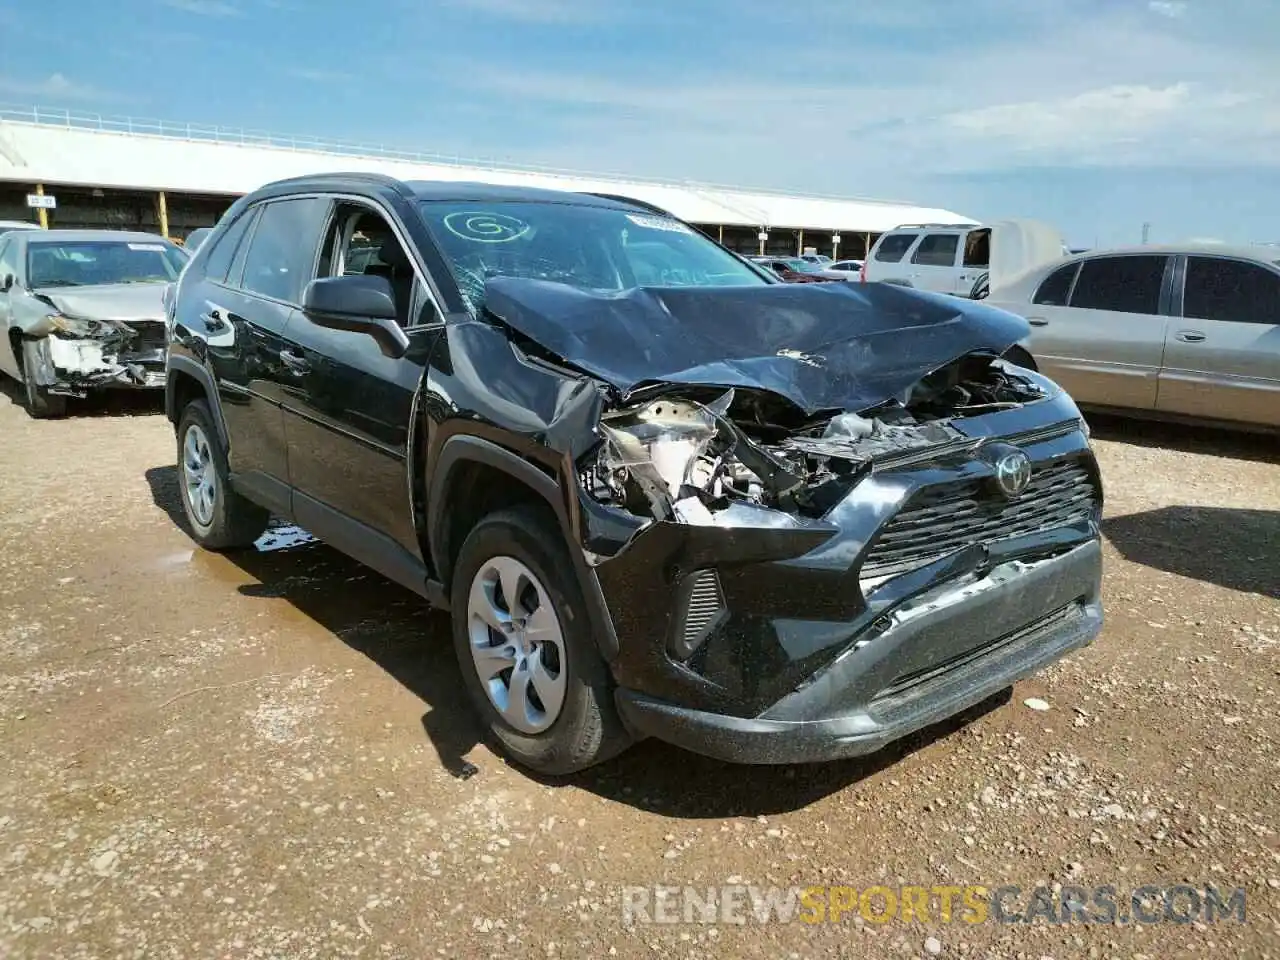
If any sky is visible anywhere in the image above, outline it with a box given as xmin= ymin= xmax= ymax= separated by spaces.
xmin=1 ymin=0 xmax=1278 ymax=247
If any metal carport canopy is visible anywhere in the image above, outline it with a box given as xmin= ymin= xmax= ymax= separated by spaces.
xmin=0 ymin=111 xmax=975 ymax=233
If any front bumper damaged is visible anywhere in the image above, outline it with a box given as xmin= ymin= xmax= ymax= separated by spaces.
xmin=614 ymin=541 xmax=1101 ymax=764
xmin=31 ymin=335 xmax=166 ymax=395
xmin=582 ymin=399 xmax=1105 ymax=765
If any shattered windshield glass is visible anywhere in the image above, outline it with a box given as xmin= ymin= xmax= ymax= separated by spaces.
xmin=419 ymin=200 xmax=767 ymax=311
xmin=27 ymin=240 xmax=188 ymax=288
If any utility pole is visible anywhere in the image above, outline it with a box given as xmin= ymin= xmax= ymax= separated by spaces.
xmin=1141 ymin=222 xmax=1151 ymax=244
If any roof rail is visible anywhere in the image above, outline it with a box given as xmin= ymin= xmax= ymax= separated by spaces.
xmin=263 ymin=171 xmax=404 ymax=189
xmin=891 ymin=222 xmax=982 ymax=230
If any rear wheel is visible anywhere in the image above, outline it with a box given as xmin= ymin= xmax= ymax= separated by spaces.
xmin=176 ymin=399 xmax=269 ymax=550
xmin=20 ymin=339 xmax=67 ymax=419
xmin=450 ymin=506 xmax=630 ymax=775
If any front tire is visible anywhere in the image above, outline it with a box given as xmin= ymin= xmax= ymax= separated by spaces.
xmin=176 ymin=399 xmax=269 ymax=550
xmin=450 ymin=506 xmax=630 ymax=775
xmin=21 ymin=339 xmax=67 ymax=419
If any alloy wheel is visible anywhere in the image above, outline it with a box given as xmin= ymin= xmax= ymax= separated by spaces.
xmin=466 ymin=555 xmax=567 ymax=735
xmin=181 ymin=423 xmax=217 ymax=527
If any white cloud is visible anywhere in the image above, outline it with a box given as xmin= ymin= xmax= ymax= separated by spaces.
xmin=428 ymin=1 xmax=1280 ymax=190
xmin=159 ymin=0 xmax=242 ymax=16
xmin=0 ymin=72 xmax=111 ymax=102
xmin=286 ymin=67 xmax=355 ymax=83
xmin=441 ymin=0 xmax=604 ymax=23
xmin=1148 ymin=0 xmax=1188 ymax=17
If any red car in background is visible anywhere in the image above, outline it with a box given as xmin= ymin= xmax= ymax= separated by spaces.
xmin=748 ymin=256 xmax=843 ymax=283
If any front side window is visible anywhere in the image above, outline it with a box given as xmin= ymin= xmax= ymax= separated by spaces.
xmin=1033 ymin=262 xmax=1079 ymax=306
xmin=419 ymin=201 xmax=767 ymax=311
xmin=239 ymin=198 xmax=329 ymax=303
xmin=25 ymin=239 xmax=187 ymax=288
xmin=318 ymin=202 xmax=435 ymax=327
xmin=1069 ymin=255 xmax=1168 ymax=315
xmin=874 ymin=233 xmax=917 ymax=263
xmin=1184 ymin=257 xmax=1280 ymax=325
xmin=911 ymin=233 xmax=960 ymax=267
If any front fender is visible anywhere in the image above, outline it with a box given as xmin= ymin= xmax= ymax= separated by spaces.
xmin=427 ymin=433 xmax=621 ymax=661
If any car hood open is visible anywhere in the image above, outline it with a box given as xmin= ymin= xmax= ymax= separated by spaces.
xmin=483 ymin=278 xmax=1030 ymax=415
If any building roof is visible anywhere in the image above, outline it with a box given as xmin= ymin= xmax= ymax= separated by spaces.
xmin=0 ymin=107 xmax=975 ymax=234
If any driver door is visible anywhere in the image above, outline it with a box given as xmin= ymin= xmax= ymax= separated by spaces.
xmin=276 ymin=198 xmax=445 ymax=558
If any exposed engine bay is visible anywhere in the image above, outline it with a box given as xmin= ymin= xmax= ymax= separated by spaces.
xmin=582 ymin=353 xmax=1045 ymax=524
xmin=28 ymin=316 xmax=168 ymax=393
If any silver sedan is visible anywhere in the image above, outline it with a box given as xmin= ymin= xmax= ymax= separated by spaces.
xmin=988 ymin=243 xmax=1280 ymax=431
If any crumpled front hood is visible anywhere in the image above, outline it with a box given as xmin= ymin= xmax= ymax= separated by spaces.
xmin=37 ymin=283 xmax=168 ymax=323
xmin=483 ymin=278 xmax=1030 ymax=415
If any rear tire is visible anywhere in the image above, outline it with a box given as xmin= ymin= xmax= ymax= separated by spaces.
xmin=21 ymin=339 xmax=67 ymax=419
xmin=450 ymin=505 xmax=630 ymax=775
xmin=176 ymin=399 xmax=269 ymax=550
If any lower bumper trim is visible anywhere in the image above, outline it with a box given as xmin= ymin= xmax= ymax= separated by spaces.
xmin=615 ymin=549 xmax=1103 ymax=765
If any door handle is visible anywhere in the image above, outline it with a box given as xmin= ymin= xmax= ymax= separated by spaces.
xmin=1028 ymin=318 xmax=1049 ymax=327
xmin=1175 ymin=330 xmax=1206 ymax=343
xmin=278 ymin=347 xmax=311 ymax=374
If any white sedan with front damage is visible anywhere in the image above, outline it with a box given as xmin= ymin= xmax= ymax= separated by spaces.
xmin=0 ymin=229 xmax=189 ymax=417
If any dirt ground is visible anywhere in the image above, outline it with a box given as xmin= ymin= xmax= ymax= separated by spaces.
xmin=1 ymin=382 xmax=1277 ymax=960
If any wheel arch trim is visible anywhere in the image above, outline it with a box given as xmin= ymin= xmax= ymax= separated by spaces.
xmin=428 ymin=434 xmax=620 ymax=661
xmin=166 ymin=355 xmax=229 ymax=449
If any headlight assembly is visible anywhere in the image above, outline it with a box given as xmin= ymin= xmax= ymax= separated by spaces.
xmin=590 ymin=389 xmax=805 ymax=522
xmin=47 ymin=314 xmax=104 ymax=338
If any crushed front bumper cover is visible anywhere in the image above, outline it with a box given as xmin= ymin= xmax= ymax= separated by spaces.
xmin=34 ymin=336 xmax=166 ymax=394
xmin=585 ymin=398 xmax=1105 ymax=765
xmin=614 ymin=539 xmax=1102 ymax=764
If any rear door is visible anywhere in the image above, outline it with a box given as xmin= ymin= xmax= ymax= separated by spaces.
xmin=277 ymin=197 xmax=444 ymax=557
xmin=1157 ymin=255 xmax=1280 ymax=427
xmin=199 ymin=197 xmax=329 ymax=515
xmin=905 ymin=231 xmax=963 ymax=293
xmin=1027 ymin=254 xmax=1172 ymax=410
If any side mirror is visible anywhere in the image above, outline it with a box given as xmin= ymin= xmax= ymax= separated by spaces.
xmin=301 ymin=275 xmax=408 ymax=359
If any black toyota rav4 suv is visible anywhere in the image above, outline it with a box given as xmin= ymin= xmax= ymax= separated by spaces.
xmin=164 ymin=173 xmax=1104 ymax=775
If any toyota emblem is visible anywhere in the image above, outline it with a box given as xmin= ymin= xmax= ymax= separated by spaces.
xmin=993 ymin=449 xmax=1032 ymax=498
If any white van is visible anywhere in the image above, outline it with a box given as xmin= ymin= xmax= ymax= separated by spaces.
xmin=863 ymin=221 xmax=1069 ymax=298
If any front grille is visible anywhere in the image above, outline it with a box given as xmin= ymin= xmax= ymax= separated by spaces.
xmin=861 ymin=459 xmax=1097 ymax=579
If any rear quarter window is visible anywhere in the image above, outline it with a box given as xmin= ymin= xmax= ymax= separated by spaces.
xmin=1032 ymin=262 xmax=1079 ymax=306
xmin=874 ymin=233 xmax=918 ymax=263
